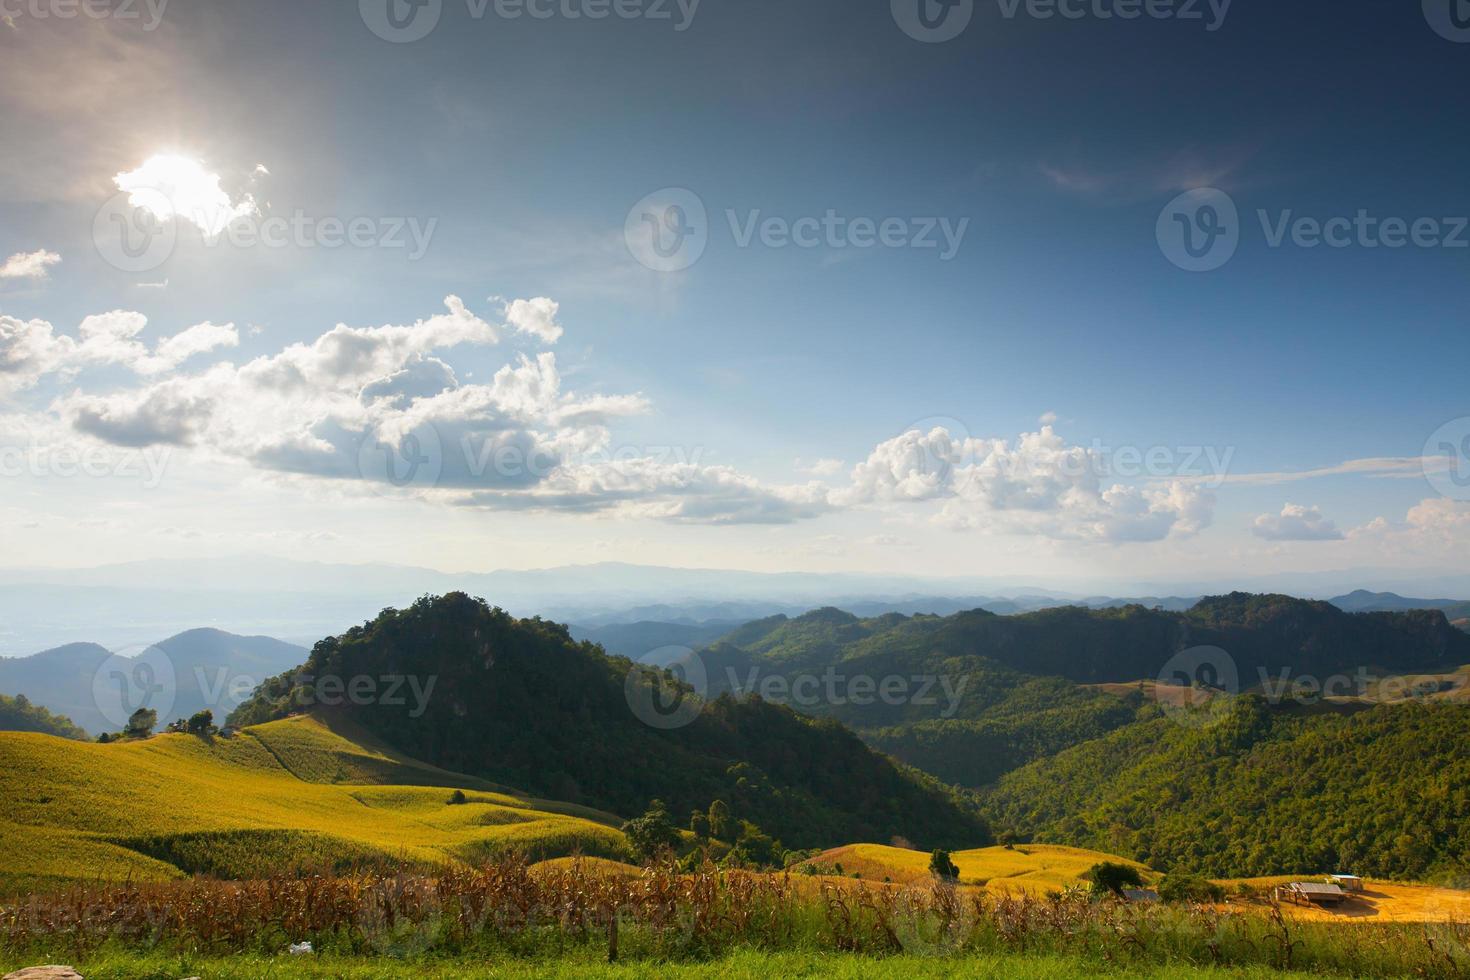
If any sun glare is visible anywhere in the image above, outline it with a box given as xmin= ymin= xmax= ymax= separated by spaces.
xmin=114 ymin=153 xmax=259 ymax=238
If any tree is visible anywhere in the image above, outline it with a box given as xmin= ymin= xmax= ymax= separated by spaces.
xmin=1086 ymin=861 xmax=1144 ymax=898
xmin=727 ymin=820 xmax=781 ymax=868
xmin=125 ymin=708 xmax=157 ymax=739
xmin=447 ymin=789 xmax=468 ymax=805
xmin=690 ymin=809 xmax=710 ymax=838
xmin=186 ymin=709 xmax=215 ymax=735
xmin=929 ymin=848 xmax=960 ymax=882
xmin=621 ymin=800 xmax=681 ymax=861
xmin=707 ymin=799 xmax=732 ymax=841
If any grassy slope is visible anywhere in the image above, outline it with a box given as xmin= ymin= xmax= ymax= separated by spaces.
xmin=0 ymin=715 xmax=629 ymax=893
xmin=806 ymin=843 xmax=1148 ymax=892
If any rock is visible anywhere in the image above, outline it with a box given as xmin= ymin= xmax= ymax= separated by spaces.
xmin=3 ymin=968 xmax=83 ymax=980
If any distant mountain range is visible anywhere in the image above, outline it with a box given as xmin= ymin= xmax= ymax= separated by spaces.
xmin=5 ymin=555 xmax=1469 ymax=655
xmin=0 ymin=629 xmax=307 ymax=735
xmin=1330 ymin=590 xmax=1470 ymax=627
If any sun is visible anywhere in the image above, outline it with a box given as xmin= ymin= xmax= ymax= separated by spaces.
xmin=113 ymin=153 xmax=259 ymax=238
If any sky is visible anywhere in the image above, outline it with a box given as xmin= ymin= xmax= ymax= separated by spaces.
xmin=1 ymin=0 xmax=1468 ymax=589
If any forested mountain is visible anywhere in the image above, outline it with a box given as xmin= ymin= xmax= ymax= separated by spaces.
xmin=701 ymin=594 xmax=1469 ymax=688
xmin=982 ymin=697 xmax=1470 ymax=882
xmin=0 ymin=630 xmax=307 ymax=734
xmin=229 ymin=593 xmax=990 ymax=851
xmin=690 ymin=595 xmax=1470 ymax=787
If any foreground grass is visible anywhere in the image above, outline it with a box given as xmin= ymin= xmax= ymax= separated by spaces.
xmin=20 ymin=948 xmax=1352 ymax=980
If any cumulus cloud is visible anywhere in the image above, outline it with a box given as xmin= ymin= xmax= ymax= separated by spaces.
xmin=1351 ymin=498 xmax=1470 ymax=550
xmin=502 ymin=297 xmax=564 ymax=344
xmin=1251 ymin=503 xmax=1344 ymax=541
xmin=0 ymin=249 xmax=61 ymax=280
xmin=21 ymin=295 xmax=828 ymax=526
xmin=836 ymin=424 xmax=1214 ymax=543
xmin=0 ymin=310 xmax=237 ymax=391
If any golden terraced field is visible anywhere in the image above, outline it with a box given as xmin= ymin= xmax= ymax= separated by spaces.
xmin=0 ymin=715 xmax=629 ymax=895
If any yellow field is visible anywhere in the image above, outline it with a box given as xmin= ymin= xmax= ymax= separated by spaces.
xmin=0 ymin=715 xmax=629 ymax=894
xmin=1225 ymin=876 xmax=1470 ymax=924
xmin=806 ymin=843 xmax=1150 ymax=893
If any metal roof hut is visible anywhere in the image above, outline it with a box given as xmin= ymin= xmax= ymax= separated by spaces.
xmin=1280 ymin=882 xmax=1347 ymax=905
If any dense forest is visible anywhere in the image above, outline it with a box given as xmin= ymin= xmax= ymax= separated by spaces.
xmin=982 ymin=697 xmax=1470 ymax=882
xmin=0 ymin=693 xmax=88 ymax=740
xmin=693 ymin=596 xmax=1470 ymax=787
xmin=229 ymin=593 xmax=990 ymax=851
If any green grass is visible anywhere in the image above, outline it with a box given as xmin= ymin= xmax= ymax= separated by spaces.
xmin=6 ymin=947 xmax=1357 ymax=979
xmin=0 ymin=715 xmax=631 ymax=890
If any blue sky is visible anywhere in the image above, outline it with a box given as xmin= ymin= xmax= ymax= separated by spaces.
xmin=1 ymin=0 xmax=1467 ymax=588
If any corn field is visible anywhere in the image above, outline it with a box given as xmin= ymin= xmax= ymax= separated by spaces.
xmin=3 ymin=859 xmax=1469 ymax=978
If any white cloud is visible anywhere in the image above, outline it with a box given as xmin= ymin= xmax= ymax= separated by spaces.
xmin=1351 ymin=498 xmax=1470 ymax=551
xmin=836 ymin=424 xmax=1214 ymax=543
xmin=113 ymin=154 xmax=259 ymax=239
xmin=22 ymin=294 xmax=827 ymax=526
xmin=502 ymin=297 xmax=564 ymax=344
xmin=1251 ymin=503 xmax=1344 ymax=542
xmin=796 ymin=457 xmax=845 ymax=478
xmin=0 ymin=249 xmax=60 ymax=280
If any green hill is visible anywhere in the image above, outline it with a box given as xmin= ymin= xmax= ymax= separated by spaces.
xmin=0 ymin=714 xmax=627 ymax=896
xmin=229 ymin=593 xmax=991 ymax=851
xmin=692 ymin=595 xmax=1470 ymax=787
xmin=981 ymin=696 xmax=1470 ymax=882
